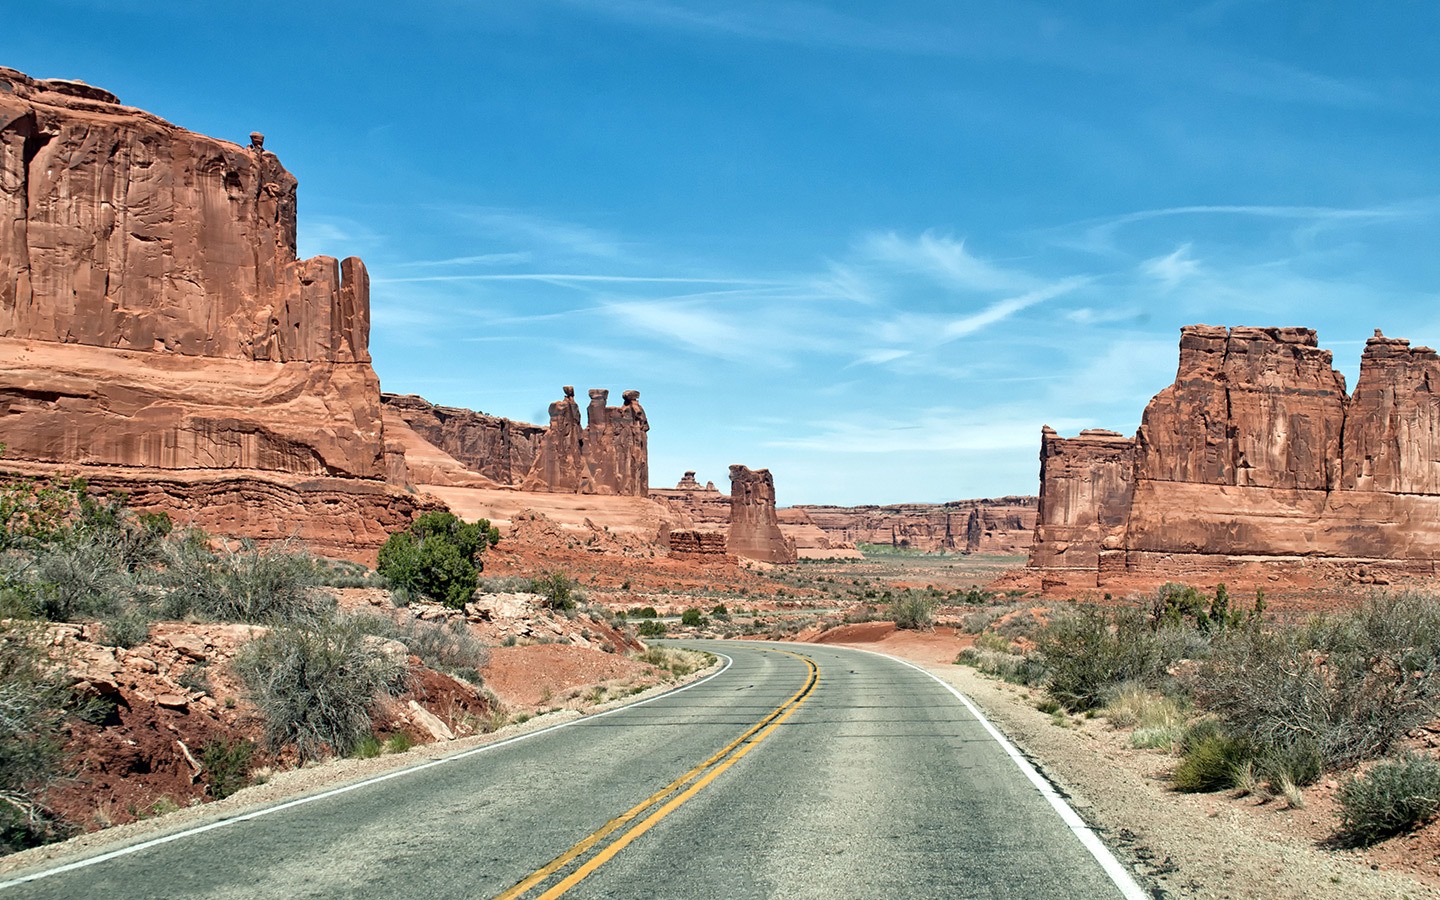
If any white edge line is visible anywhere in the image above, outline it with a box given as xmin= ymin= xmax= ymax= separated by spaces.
xmin=856 ymin=648 xmax=1149 ymax=900
xmin=0 ymin=652 xmax=735 ymax=891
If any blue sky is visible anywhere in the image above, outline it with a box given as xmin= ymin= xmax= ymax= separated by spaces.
xmin=10 ymin=2 xmax=1440 ymax=505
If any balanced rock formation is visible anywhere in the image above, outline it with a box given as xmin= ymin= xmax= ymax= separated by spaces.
xmin=0 ymin=68 xmax=424 ymax=558
xmin=1030 ymin=326 xmax=1440 ymax=587
xmin=727 ymin=465 xmax=797 ymax=564
xmin=793 ymin=498 xmax=1037 ymax=554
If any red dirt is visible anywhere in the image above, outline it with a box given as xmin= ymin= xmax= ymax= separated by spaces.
xmin=803 ymin=622 xmax=972 ymax=667
xmin=481 ymin=645 xmax=661 ymax=709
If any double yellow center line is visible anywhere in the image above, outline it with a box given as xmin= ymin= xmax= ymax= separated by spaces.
xmin=495 ymin=650 xmax=820 ymax=899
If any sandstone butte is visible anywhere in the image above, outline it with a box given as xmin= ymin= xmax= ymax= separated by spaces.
xmin=0 ymin=67 xmax=801 ymax=565
xmin=1029 ymin=324 xmax=1440 ymax=589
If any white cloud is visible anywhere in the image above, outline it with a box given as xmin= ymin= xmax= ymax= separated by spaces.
xmin=1142 ymin=243 xmax=1201 ymax=289
xmin=862 ymin=230 xmax=1038 ymax=293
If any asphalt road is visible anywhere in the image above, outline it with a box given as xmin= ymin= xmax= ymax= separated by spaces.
xmin=1 ymin=641 xmax=1139 ymax=899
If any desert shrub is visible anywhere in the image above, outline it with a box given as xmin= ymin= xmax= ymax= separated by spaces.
xmin=1101 ymin=682 xmax=1187 ymax=730
xmin=1173 ymin=723 xmax=1252 ymax=792
xmin=636 ymin=620 xmax=666 ymax=638
xmin=25 ymin=541 xmax=136 ymax=621
xmin=312 ymin=558 xmax=387 ymax=589
xmin=233 ymin=620 xmax=408 ymax=760
xmin=351 ymin=614 xmax=489 ymax=684
xmin=1036 ymin=607 xmax=1184 ymax=712
xmin=162 ymin=536 xmax=329 ymax=626
xmin=352 ymin=735 xmax=383 ymax=759
xmin=680 ymin=608 xmax=706 ymax=628
xmin=200 ymin=738 xmax=255 ymax=799
xmin=100 ymin=609 xmax=153 ymax=649
xmin=632 ymin=607 xmax=658 ymax=619
xmin=1338 ymin=753 xmax=1440 ymax=846
xmin=386 ymin=732 xmax=414 ymax=754
xmin=710 ymin=603 xmax=729 ymax=619
xmin=0 ymin=621 xmax=80 ymax=851
xmin=890 ymin=591 xmax=937 ymax=631
xmin=377 ymin=512 xmax=496 ymax=609
xmin=1194 ymin=595 xmax=1440 ymax=771
xmin=954 ymin=647 xmax=1046 ymax=685
xmin=0 ymin=472 xmax=87 ymax=552
xmin=529 ymin=571 xmax=580 ymax=611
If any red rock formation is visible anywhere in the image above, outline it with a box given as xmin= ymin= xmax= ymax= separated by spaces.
xmin=793 ymin=497 xmax=1038 ymax=554
xmin=1029 ymin=326 xmax=1440 ymax=587
xmin=522 ymin=386 xmax=587 ymax=493
xmin=1028 ymin=429 xmax=1134 ymax=575
xmin=727 ymin=465 xmax=797 ymax=564
xmin=382 ymin=393 xmax=544 ymax=485
xmin=775 ymin=508 xmax=862 ymax=559
xmin=579 ymin=389 xmax=649 ymax=496
xmin=0 ymin=68 xmax=414 ymax=559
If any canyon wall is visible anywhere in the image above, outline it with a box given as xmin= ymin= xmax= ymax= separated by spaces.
xmin=383 ymin=387 xmax=650 ymax=497
xmin=381 ymin=393 xmax=544 ymax=485
xmin=0 ymin=67 xmax=422 ymax=558
xmin=1029 ymin=326 xmax=1440 ymax=587
xmin=793 ymin=497 xmax=1037 ymax=554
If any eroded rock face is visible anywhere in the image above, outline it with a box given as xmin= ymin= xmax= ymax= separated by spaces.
xmin=1029 ymin=325 xmax=1440 ymax=587
xmin=793 ymin=497 xmax=1037 ymax=554
xmin=517 ymin=386 xmax=649 ymax=496
xmin=382 ymin=393 xmax=544 ymax=485
xmin=0 ymin=68 xmax=411 ymax=558
xmin=727 ymin=465 xmax=796 ymax=564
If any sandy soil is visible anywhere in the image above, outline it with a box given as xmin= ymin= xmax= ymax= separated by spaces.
xmin=813 ymin=625 xmax=1440 ymax=900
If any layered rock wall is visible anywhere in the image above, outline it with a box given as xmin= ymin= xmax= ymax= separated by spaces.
xmin=381 ymin=393 xmax=544 ymax=484
xmin=794 ymin=497 xmax=1037 ymax=554
xmin=0 ymin=68 xmax=410 ymax=558
xmin=1030 ymin=326 xmax=1440 ymax=587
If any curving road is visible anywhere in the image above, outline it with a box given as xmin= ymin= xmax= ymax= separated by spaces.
xmin=0 ymin=641 xmax=1142 ymax=899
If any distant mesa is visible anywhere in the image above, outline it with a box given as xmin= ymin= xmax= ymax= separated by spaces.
xmin=1028 ymin=325 xmax=1440 ymax=588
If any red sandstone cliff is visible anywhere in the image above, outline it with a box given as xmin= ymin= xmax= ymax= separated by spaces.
xmin=1030 ymin=326 xmax=1440 ymax=587
xmin=0 ymin=68 xmax=425 ymax=558
xmin=794 ymin=497 xmax=1037 ymax=554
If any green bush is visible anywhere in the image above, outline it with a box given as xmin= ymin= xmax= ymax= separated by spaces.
xmin=637 ymin=620 xmax=666 ymax=637
xmin=1173 ymin=726 xmax=1252 ymax=792
xmin=680 ymin=607 xmax=706 ymax=628
xmin=1338 ymin=753 xmax=1440 ymax=845
xmin=632 ymin=607 xmax=658 ymax=619
xmin=1035 ymin=607 xmax=1183 ymax=712
xmin=890 ymin=591 xmax=937 ymax=631
xmin=378 ymin=512 xmax=495 ymax=609
xmin=529 ymin=571 xmax=580 ymax=611
xmin=200 ymin=738 xmax=255 ymax=799
xmin=233 ymin=619 xmax=408 ymax=760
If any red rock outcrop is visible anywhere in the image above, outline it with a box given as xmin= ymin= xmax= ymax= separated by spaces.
xmin=513 ymin=386 xmax=649 ymax=496
xmin=775 ymin=508 xmax=862 ymax=559
xmin=382 ymin=393 xmax=544 ymax=485
xmin=793 ymin=497 xmax=1038 ymax=554
xmin=1029 ymin=326 xmax=1440 ymax=588
xmin=0 ymin=67 xmax=415 ymax=559
xmin=727 ymin=465 xmax=797 ymax=564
